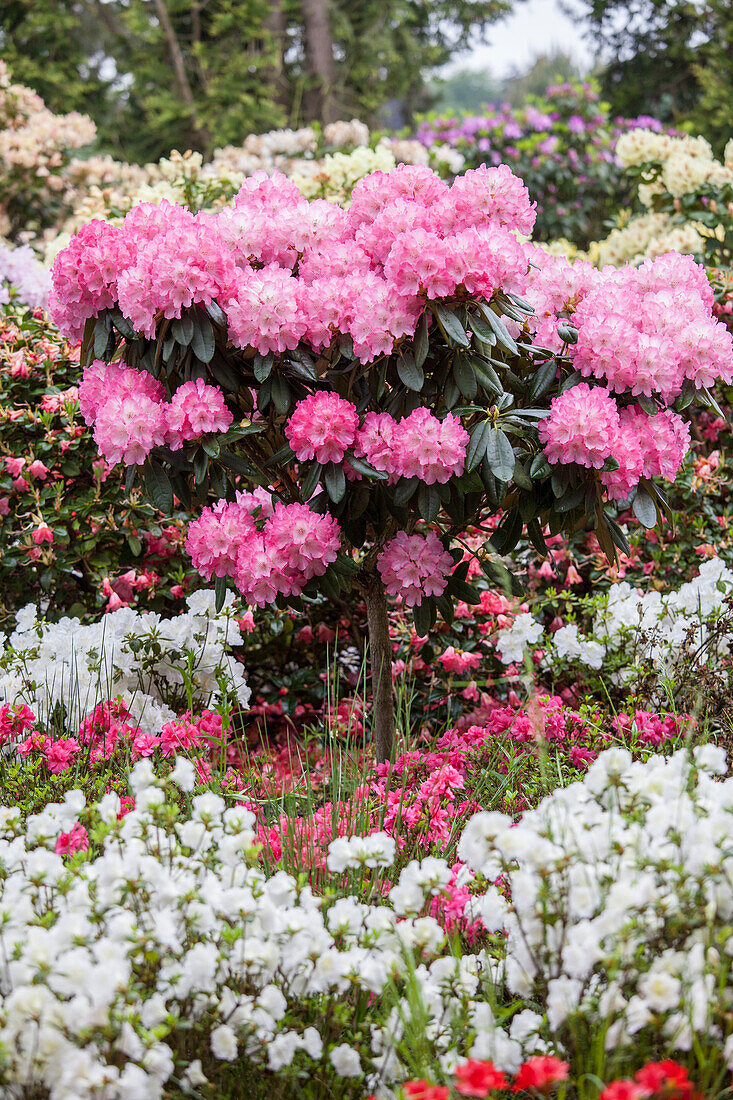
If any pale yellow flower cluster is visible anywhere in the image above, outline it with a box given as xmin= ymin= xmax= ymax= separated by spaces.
xmin=581 ymin=128 xmax=733 ymax=267
xmin=616 ymin=129 xmax=733 ymax=199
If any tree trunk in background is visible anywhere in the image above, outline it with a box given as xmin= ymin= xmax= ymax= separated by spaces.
xmin=300 ymin=0 xmax=337 ymax=124
xmin=150 ymin=0 xmax=210 ymax=151
xmin=363 ymin=572 xmax=396 ymax=764
xmin=264 ymin=0 xmax=290 ymax=115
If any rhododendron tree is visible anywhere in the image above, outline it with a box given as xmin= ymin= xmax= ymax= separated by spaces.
xmin=50 ymin=162 xmax=733 ymax=760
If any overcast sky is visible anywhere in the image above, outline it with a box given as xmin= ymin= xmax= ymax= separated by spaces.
xmin=447 ymin=0 xmax=595 ymax=79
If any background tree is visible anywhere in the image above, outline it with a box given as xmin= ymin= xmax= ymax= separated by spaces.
xmin=566 ymin=0 xmax=731 ymax=144
xmin=426 ymin=67 xmax=501 ymax=114
xmin=502 ymin=49 xmax=582 ymax=106
xmin=0 ymin=0 xmax=517 ymax=160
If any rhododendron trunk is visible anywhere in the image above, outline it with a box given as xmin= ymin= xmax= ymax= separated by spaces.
xmin=363 ymin=573 xmax=396 ymax=763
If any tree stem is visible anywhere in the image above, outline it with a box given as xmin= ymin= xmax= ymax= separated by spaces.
xmin=363 ymin=572 xmax=396 ymax=764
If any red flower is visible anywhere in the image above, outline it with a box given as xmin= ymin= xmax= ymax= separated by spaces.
xmin=600 ymin=1081 xmax=647 ymax=1100
xmin=634 ymin=1061 xmax=695 ymax=1098
xmin=403 ymin=1083 xmax=451 ymax=1100
xmin=512 ymin=1056 xmax=570 ymax=1093
xmin=455 ymin=1059 xmax=509 ymax=1096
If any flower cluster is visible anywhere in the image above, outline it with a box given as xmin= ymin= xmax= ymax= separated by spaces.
xmin=285 ymin=391 xmax=359 ymax=464
xmin=78 ymin=359 xmax=232 ymax=466
xmin=456 ymin=744 xmax=733 ymax=1070
xmin=50 ymin=163 xmax=536 ymax=358
xmin=377 ymin=532 xmax=454 ymax=607
xmin=186 ymin=497 xmax=341 ymax=607
xmin=415 ymin=79 xmax=674 ymax=244
xmin=0 ymin=242 xmax=51 ymax=309
xmin=354 ymin=408 xmax=469 ymax=484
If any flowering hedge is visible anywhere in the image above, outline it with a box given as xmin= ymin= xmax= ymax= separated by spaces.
xmin=48 ymin=159 xmax=733 ymax=758
xmin=0 ymin=61 xmax=95 ymax=238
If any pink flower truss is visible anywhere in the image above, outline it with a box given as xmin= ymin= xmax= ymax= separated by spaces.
xmin=539 ymin=383 xmax=620 ymax=469
xmin=165 ymin=377 xmax=233 ymax=449
xmin=392 ymin=408 xmax=469 ymax=484
xmin=187 ymin=498 xmax=341 ymax=608
xmin=285 ymin=391 xmax=359 ymax=464
xmin=377 ymin=530 xmax=454 ymax=607
xmin=93 ymin=388 xmax=167 ymax=466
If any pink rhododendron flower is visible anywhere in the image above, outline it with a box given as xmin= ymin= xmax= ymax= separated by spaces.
xmin=31 ymin=522 xmax=53 ymax=545
xmin=392 ymin=407 xmax=469 ymax=484
xmin=165 ymin=378 xmax=233 ymax=448
xmin=377 ymin=531 xmax=453 ymax=606
xmin=285 ymin=391 xmax=359 ymax=464
xmin=540 ymin=383 xmax=620 ymax=469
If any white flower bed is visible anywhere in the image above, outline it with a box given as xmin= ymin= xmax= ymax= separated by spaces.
xmin=0 ymin=591 xmax=250 ymax=733
xmin=456 ymin=743 xmax=733 ymax=1067
xmin=0 ymin=747 xmax=731 ymax=1096
xmin=495 ymin=556 xmax=733 ymax=689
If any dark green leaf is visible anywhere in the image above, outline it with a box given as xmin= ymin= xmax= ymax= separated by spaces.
xmin=300 ymin=462 xmax=322 ymax=501
xmin=466 ymin=420 xmax=491 ymax=472
xmin=433 ymin=303 xmax=470 ymax=348
xmin=193 ymin=449 xmax=209 ymax=483
xmin=265 ymin=442 xmax=296 ymax=467
xmin=110 ymin=310 xmax=135 ymax=339
xmin=490 ymin=508 xmax=523 ymax=554
xmin=632 ymin=488 xmax=658 ymax=529
xmin=418 ymin=483 xmax=441 ymax=523
xmin=208 ymin=354 xmax=241 ymax=392
xmin=435 ymin=594 xmax=455 ymax=626
xmin=558 ymin=370 xmax=583 ymax=394
xmin=636 ymin=393 xmax=658 ymax=416
xmin=81 ymin=316 xmax=96 ymax=367
xmin=191 ymin=315 xmax=215 ymax=363
xmin=512 ymin=460 xmax=533 ymax=491
xmin=93 ymin=314 xmax=112 ymax=359
xmin=529 ymin=454 xmax=551 ymax=479
xmin=348 ymin=456 xmax=389 ymax=480
xmin=476 ymin=303 xmax=518 ymax=355
xmin=485 ymin=428 xmax=515 ymax=482
xmin=124 ymin=465 xmax=136 ymax=496
xmin=202 ymin=438 xmax=221 ymax=459
xmin=444 ymin=376 xmax=460 ymax=409
xmin=606 ymin=515 xmax=631 ymax=556
xmin=469 ymin=312 xmax=497 ymax=345
xmin=320 ymin=569 xmax=341 ymax=601
xmin=529 ymin=358 xmax=558 ymax=400
xmin=447 ymin=577 xmax=481 ymax=604
xmin=557 ymin=321 xmax=578 ymax=345
xmin=393 ymin=477 xmax=419 ymax=505
xmin=172 ymin=316 xmax=194 ymax=346
xmin=205 ymin=300 xmax=228 ymax=327
xmin=554 ymin=485 xmax=586 ymax=513
xmin=271 ymin=375 xmax=291 ymax=415
xmin=219 ymin=450 xmax=255 ymax=475
xmin=253 ymin=352 xmax=274 ymax=383
xmin=526 ymin=519 xmax=548 ymax=556
xmin=325 ymin=464 xmax=346 ymax=503
xmin=214 ymin=575 xmax=227 ymax=614
xmin=414 ymin=312 xmax=429 ymax=368
xmin=471 ymin=357 xmax=503 ymax=395
xmin=144 ymin=461 xmax=173 ymax=513
xmin=453 ymin=357 xmax=477 ymax=400
xmin=413 ymin=599 xmax=435 ymax=638
xmin=397 ymin=353 xmax=424 ymax=391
